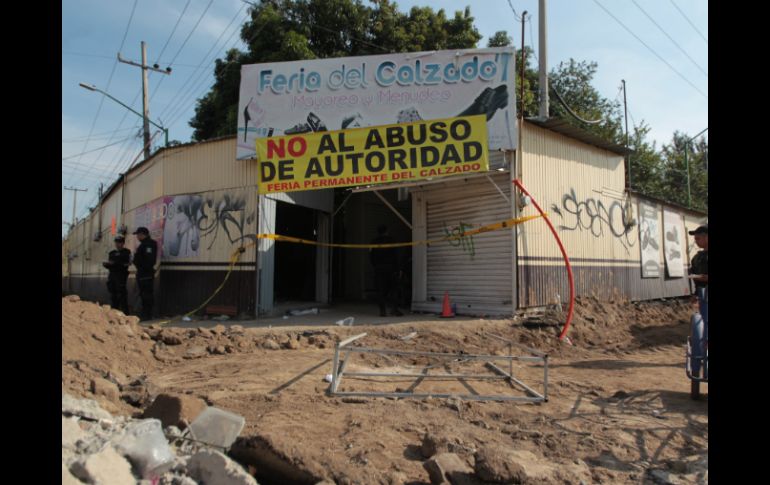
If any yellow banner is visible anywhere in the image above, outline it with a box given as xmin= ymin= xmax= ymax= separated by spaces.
xmin=256 ymin=115 xmax=489 ymax=194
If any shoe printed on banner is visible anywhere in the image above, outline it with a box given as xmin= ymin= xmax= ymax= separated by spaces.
xmin=457 ymin=84 xmax=509 ymax=121
xmin=341 ymin=112 xmax=364 ymax=130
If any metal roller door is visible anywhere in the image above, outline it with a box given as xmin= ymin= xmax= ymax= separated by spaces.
xmin=418 ymin=173 xmax=513 ymax=315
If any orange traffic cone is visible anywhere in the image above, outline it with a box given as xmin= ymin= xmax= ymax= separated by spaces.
xmin=440 ymin=292 xmax=455 ymax=318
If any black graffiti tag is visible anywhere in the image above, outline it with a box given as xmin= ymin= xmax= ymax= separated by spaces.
xmin=551 ymin=188 xmax=637 ymax=254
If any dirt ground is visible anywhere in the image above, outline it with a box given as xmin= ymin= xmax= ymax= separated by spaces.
xmin=62 ymin=295 xmax=707 ymax=484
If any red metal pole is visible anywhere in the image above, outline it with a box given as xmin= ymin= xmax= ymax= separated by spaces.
xmin=513 ymin=179 xmax=575 ymax=342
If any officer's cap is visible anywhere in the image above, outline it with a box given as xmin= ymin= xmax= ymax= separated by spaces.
xmin=688 ymin=225 xmax=708 ymax=236
xmin=132 ymin=227 xmax=150 ymax=235
xmin=114 ymin=235 xmax=125 ymax=242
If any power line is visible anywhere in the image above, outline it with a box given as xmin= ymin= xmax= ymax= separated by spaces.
xmin=148 ymin=0 xmax=215 ymax=102
xmin=154 ymin=0 xmax=192 ymax=65
xmin=65 ymin=0 xmax=138 ymax=186
xmin=630 ymin=0 xmax=707 ymax=78
xmin=62 ymin=136 xmax=135 ymax=161
xmin=505 ymin=0 xmax=522 ymax=21
xmin=551 ymin=85 xmax=603 ymax=125
xmin=669 ymin=0 xmax=707 ymax=44
xmin=158 ymin=3 xmax=247 ymax=123
xmin=590 ymin=0 xmax=707 ymax=100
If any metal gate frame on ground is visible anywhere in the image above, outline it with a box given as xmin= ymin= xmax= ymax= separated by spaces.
xmin=329 ymin=333 xmax=548 ymax=402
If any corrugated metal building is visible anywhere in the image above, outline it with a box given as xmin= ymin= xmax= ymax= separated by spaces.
xmin=62 ymin=118 xmax=706 ymax=317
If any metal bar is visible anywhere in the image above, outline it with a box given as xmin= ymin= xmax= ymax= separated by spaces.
xmin=345 ymin=346 xmax=544 ymax=362
xmin=485 ymin=175 xmax=510 ymax=203
xmin=331 ymin=391 xmax=544 ymax=402
xmin=344 ymin=372 xmax=510 ymax=379
xmin=543 ymin=355 xmax=549 ymax=401
xmin=335 ymin=350 xmax=352 ymax=391
xmin=338 ymin=333 xmax=368 ymax=348
xmin=331 ymin=345 xmax=341 ymax=393
xmin=372 ymin=191 xmax=412 ymax=230
xmin=486 ymin=363 xmax=544 ymax=400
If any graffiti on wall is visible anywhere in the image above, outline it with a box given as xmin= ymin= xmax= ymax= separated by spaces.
xmin=443 ymin=221 xmax=475 ymax=259
xmin=162 ymin=192 xmax=256 ymax=260
xmin=551 ymin=188 xmax=637 ymax=254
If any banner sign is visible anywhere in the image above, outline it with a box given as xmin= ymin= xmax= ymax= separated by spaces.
xmin=256 ymin=115 xmax=489 ymax=194
xmin=638 ymin=201 xmax=660 ymax=278
xmin=238 ymin=47 xmax=516 ymax=159
xmin=663 ymin=209 xmax=685 ymax=277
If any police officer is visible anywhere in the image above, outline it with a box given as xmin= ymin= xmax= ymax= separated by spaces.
xmin=689 ymin=225 xmax=708 ymax=334
xmin=132 ymin=227 xmax=158 ymax=321
xmin=369 ymin=225 xmax=404 ymax=317
xmin=102 ymin=235 xmax=131 ymax=314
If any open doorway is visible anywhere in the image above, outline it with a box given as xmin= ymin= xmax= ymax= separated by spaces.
xmin=274 ymin=201 xmax=316 ymax=303
xmin=331 ymin=188 xmax=412 ymax=311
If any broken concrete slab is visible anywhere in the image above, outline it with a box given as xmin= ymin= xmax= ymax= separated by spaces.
xmin=474 ymin=446 xmax=556 ymax=483
xmin=143 ymin=393 xmax=207 ymax=429
xmin=62 ymin=416 xmax=85 ymax=449
xmin=70 ymin=445 xmax=135 ymax=485
xmin=423 ymin=453 xmax=475 ymax=485
xmin=189 ymin=406 xmax=246 ymax=449
xmin=187 ymin=449 xmax=259 ymax=485
xmin=62 ymin=393 xmax=113 ymax=421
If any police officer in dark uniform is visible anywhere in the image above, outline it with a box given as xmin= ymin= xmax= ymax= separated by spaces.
xmin=132 ymin=227 xmax=158 ymax=321
xmin=369 ymin=225 xmax=404 ymax=317
xmin=102 ymin=235 xmax=131 ymax=314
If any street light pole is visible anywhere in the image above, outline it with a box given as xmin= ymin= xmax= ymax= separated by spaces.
xmin=118 ymin=42 xmax=172 ymax=160
xmin=684 ymin=127 xmax=708 ymax=208
xmin=79 ymin=83 xmax=169 ymax=150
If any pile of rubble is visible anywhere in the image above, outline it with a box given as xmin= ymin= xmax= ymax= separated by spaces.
xmin=62 ymin=392 xmax=259 ymax=485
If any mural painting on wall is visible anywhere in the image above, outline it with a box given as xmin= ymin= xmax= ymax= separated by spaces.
xmin=162 ymin=192 xmax=257 ymax=260
xmin=133 ymin=197 xmax=167 ymax=259
xmin=662 ymin=209 xmax=685 ymax=278
xmin=638 ymin=201 xmax=661 ymax=278
xmin=550 ymin=188 xmax=637 ymax=255
xmin=443 ymin=221 xmax=475 ymax=259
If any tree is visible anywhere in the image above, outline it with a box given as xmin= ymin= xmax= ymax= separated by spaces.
xmin=548 ymin=59 xmax=624 ymax=144
xmin=189 ymin=0 xmax=482 ymax=141
xmin=660 ymin=131 xmax=708 ymax=210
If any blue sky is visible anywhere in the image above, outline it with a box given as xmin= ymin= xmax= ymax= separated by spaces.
xmin=62 ymin=0 xmax=707 ymax=235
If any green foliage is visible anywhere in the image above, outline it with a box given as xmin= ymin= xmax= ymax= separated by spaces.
xmin=658 ymin=131 xmax=708 ymax=211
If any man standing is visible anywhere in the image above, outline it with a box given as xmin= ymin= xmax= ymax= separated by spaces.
xmin=133 ymin=227 xmax=158 ymax=321
xmin=102 ymin=235 xmax=131 ymax=315
xmin=689 ymin=225 xmax=708 ymax=327
xmin=370 ymin=225 xmax=403 ymax=317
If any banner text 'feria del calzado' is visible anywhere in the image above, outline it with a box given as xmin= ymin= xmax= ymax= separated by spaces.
xmin=256 ymin=115 xmax=489 ymax=194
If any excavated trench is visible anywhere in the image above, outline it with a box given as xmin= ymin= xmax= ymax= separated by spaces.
xmin=230 ymin=435 xmax=320 ymax=485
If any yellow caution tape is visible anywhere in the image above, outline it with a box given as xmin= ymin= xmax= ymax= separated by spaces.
xmin=155 ymin=213 xmax=543 ymax=325
xmin=255 ymin=213 xmax=544 ymax=249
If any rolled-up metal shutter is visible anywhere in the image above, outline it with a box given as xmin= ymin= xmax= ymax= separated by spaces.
xmin=414 ymin=172 xmax=513 ymax=315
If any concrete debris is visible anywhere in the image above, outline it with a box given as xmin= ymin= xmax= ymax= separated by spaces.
xmin=62 ymin=393 xmax=257 ymax=485
xmin=91 ymin=377 xmax=120 ymax=402
xmin=143 ymin=393 xmax=207 ymax=429
xmin=188 ymin=449 xmax=259 ymax=485
xmin=474 ymin=446 xmax=556 ymax=483
xmin=422 ymin=453 xmax=475 ymax=485
xmin=62 ymin=393 xmax=113 ymax=421
xmin=70 ymin=445 xmax=135 ymax=485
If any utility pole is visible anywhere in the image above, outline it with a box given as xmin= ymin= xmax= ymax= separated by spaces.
xmin=538 ymin=0 xmax=549 ymax=120
xmin=622 ymin=80 xmax=630 ymax=187
xmin=118 ymin=41 xmax=171 ymax=160
xmin=64 ymin=186 xmax=88 ymax=228
xmin=684 ymin=127 xmax=708 ymax=208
